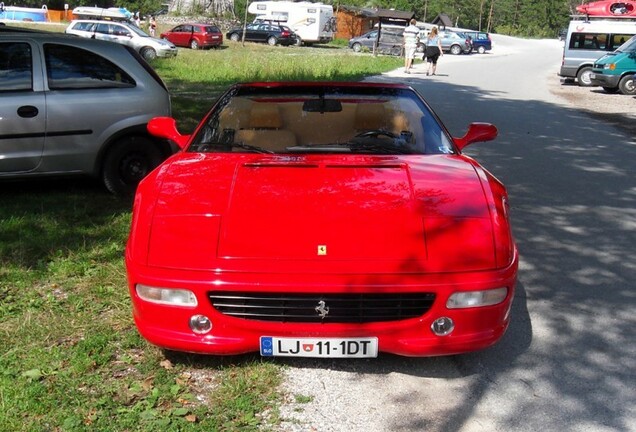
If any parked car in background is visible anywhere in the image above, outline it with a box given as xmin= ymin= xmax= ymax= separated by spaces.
xmin=590 ymin=34 xmax=636 ymax=95
xmin=65 ymin=19 xmax=178 ymax=60
xmin=0 ymin=28 xmax=174 ymax=195
xmin=160 ymin=23 xmax=223 ymax=49
xmin=420 ymin=31 xmax=472 ymax=55
xmin=558 ymin=18 xmax=636 ymax=86
xmin=126 ymin=81 xmax=518 ymax=357
xmin=463 ymin=31 xmax=492 ymax=53
xmin=226 ymin=22 xmax=297 ymax=46
xmin=348 ymin=29 xmax=404 ymax=55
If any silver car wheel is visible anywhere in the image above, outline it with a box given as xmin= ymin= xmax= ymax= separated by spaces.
xmin=140 ymin=47 xmax=157 ymax=61
xmin=352 ymin=42 xmax=362 ymax=52
xmin=450 ymin=44 xmax=462 ymax=55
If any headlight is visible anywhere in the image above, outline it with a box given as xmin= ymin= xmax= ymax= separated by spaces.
xmin=136 ymin=284 xmax=198 ymax=306
xmin=603 ymin=64 xmax=616 ymax=70
xmin=446 ymin=287 xmax=508 ymax=309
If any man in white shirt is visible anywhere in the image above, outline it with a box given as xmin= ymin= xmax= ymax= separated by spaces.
xmin=403 ymin=18 xmax=420 ymax=73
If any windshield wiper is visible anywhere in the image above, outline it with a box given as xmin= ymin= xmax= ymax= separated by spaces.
xmin=232 ymin=142 xmax=274 ymax=154
xmin=287 ymin=141 xmax=415 ymax=155
xmin=192 ymin=142 xmax=274 ymax=154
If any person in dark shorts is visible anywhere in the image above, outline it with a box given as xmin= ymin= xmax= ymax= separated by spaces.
xmin=425 ymin=26 xmax=443 ymax=76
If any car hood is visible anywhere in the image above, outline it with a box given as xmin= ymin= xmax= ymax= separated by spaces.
xmin=145 ymin=154 xmax=496 ymax=272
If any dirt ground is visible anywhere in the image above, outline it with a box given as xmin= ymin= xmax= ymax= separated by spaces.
xmin=549 ymin=74 xmax=636 ymax=137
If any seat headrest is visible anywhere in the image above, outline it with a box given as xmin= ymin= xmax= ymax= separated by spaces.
xmin=354 ymin=103 xmax=387 ymax=130
xmin=249 ymin=103 xmax=283 ymax=129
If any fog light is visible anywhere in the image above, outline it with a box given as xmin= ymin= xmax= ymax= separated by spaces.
xmin=189 ymin=315 xmax=212 ymax=334
xmin=447 ymin=287 xmax=508 ymax=309
xmin=431 ymin=317 xmax=454 ymax=336
xmin=136 ymin=284 xmax=197 ymax=306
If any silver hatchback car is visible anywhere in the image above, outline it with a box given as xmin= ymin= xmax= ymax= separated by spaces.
xmin=0 ymin=28 xmax=174 ymax=194
xmin=66 ymin=19 xmax=178 ymax=61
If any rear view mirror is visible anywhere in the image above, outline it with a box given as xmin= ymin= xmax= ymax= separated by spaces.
xmin=147 ymin=117 xmax=190 ymax=149
xmin=453 ymin=122 xmax=498 ymax=151
xmin=303 ymin=99 xmax=342 ymax=113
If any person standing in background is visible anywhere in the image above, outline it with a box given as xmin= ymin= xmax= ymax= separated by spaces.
xmin=425 ymin=26 xmax=443 ymax=76
xmin=149 ymin=16 xmax=157 ymax=37
xmin=403 ymin=18 xmax=420 ymax=74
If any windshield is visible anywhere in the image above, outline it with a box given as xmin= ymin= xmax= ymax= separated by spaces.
xmin=188 ymin=84 xmax=455 ymax=155
xmin=616 ymin=34 xmax=636 ymax=52
xmin=128 ymin=24 xmax=151 ymax=37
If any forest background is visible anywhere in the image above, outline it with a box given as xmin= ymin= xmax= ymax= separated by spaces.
xmin=16 ymin=0 xmax=585 ymax=39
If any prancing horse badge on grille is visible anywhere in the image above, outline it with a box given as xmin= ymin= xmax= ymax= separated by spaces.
xmin=317 ymin=245 xmax=327 ymax=255
xmin=315 ymin=300 xmax=329 ymax=318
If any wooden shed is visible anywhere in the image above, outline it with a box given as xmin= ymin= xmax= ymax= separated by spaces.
xmin=334 ymin=5 xmax=377 ymax=40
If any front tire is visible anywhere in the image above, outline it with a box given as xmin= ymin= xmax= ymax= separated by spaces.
xmin=140 ymin=47 xmax=157 ymax=61
xmin=352 ymin=42 xmax=362 ymax=52
xmin=576 ymin=66 xmax=593 ymax=87
xmin=190 ymin=39 xmax=199 ymax=49
xmin=267 ymin=36 xmax=277 ymax=46
xmin=102 ymin=136 xmax=165 ymax=196
xmin=450 ymin=44 xmax=462 ymax=55
xmin=618 ymin=74 xmax=636 ymax=95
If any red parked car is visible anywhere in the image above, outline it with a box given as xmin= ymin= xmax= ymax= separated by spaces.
xmin=126 ymin=82 xmax=518 ymax=358
xmin=160 ymin=23 xmax=222 ymax=49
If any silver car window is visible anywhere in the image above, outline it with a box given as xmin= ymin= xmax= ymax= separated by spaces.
xmin=44 ymin=43 xmax=136 ymax=90
xmin=0 ymin=42 xmax=32 ymax=92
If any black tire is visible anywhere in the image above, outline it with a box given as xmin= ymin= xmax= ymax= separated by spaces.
xmin=450 ymin=44 xmax=462 ymax=55
xmin=230 ymin=33 xmax=240 ymax=42
xmin=102 ymin=136 xmax=165 ymax=196
xmin=267 ymin=36 xmax=277 ymax=46
xmin=190 ymin=39 xmax=199 ymax=49
xmin=478 ymin=45 xmax=486 ymax=54
xmin=576 ymin=66 xmax=593 ymax=87
xmin=140 ymin=47 xmax=157 ymax=61
xmin=618 ymin=74 xmax=636 ymax=95
xmin=352 ymin=42 xmax=362 ymax=52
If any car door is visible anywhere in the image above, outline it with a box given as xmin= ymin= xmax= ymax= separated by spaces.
xmin=245 ymin=23 xmax=260 ymax=42
xmin=0 ymin=40 xmax=46 ymax=173
xmin=171 ymin=25 xmax=188 ymax=47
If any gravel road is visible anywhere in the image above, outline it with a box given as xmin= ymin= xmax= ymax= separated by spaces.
xmin=271 ymin=35 xmax=636 ymax=432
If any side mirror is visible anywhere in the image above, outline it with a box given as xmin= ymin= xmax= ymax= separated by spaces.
xmin=454 ymin=122 xmax=498 ymax=151
xmin=147 ymin=117 xmax=190 ymax=150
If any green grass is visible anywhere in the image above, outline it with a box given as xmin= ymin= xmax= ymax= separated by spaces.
xmin=0 ymin=39 xmax=400 ymax=431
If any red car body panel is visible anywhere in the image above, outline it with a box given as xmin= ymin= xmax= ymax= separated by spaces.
xmin=126 ymin=82 xmax=518 ymax=357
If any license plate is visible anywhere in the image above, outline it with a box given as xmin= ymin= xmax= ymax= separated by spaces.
xmin=260 ymin=336 xmax=378 ymax=358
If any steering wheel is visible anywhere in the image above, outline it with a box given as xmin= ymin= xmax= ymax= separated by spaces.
xmin=355 ymin=129 xmax=398 ymax=139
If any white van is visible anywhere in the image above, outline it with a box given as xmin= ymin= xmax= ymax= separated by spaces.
xmin=248 ymin=1 xmax=335 ymax=45
xmin=559 ymin=18 xmax=636 ymax=86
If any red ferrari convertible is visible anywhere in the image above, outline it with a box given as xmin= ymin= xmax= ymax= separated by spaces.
xmin=126 ymin=82 xmax=518 ymax=358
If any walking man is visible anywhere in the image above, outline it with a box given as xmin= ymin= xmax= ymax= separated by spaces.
xmin=403 ymin=18 xmax=420 ymax=74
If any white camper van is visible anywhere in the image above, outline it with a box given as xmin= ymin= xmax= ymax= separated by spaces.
xmin=559 ymin=18 xmax=636 ymax=86
xmin=248 ymin=1 xmax=335 ymax=45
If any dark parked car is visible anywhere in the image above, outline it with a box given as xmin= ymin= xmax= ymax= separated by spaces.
xmin=0 ymin=28 xmax=174 ymax=195
xmin=226 ymin=22 xmax=297 ymax=46
xmin=160 ymin=23 xmax=223 ymax=49
xmin=348 ymin=29 xmax=405 ymax=55
xmin=463 ymin=31 xmax=492 ymax=54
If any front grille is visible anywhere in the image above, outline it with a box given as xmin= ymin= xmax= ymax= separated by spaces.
xmin=207 ymin=292 xmax=436 ymax=323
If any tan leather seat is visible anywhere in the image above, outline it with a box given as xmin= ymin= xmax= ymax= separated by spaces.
xmin=234 ymin=103 xmax=297 ymax=152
